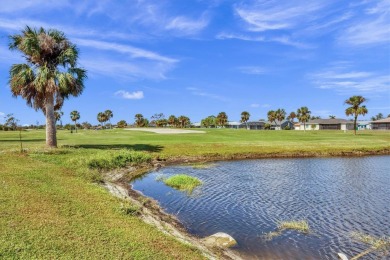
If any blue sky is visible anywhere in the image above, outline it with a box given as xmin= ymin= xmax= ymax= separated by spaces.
xmin=0 ymin=0 xmax=389 ymax=125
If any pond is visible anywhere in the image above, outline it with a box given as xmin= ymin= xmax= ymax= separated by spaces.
xmin=131 ymin=156 xmax=390 ymax=259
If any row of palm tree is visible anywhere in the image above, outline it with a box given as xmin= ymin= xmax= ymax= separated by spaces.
xmin=7 ymin=27 xmax=372 ymax=148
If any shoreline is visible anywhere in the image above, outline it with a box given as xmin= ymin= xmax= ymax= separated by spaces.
xmin=101 ymin=148 xmax=390 ymax=259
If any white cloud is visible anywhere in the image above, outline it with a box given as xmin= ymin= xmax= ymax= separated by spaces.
xmin=216 ymin=32 xmax=313 ymax=49
xmin=238 ymin=66 xmax=267 ymax=75
xmin=234 ymin=1 xmax=327 ymax=32
xmin=262 ymin=104 xmax=271 ymax=108
xmin=341 ymin=0 xmax=390 ymax=46
xmin=0 ymin=112 xmax=5 ymax=117
xmin=310 ymin=64 xmax=390 ymax=94
xmin=80 ymin=57 xmax=173 ymax=81
xmin=115 ymin=90 xmax=144 ymax=100
xmin=165 ymin=14 xmax=209 ymax=35
xmin=187 ymin=88 xmax=229 ymax=101
xmin=74 ymin=38 xmax=177 ymax=63
xmin=250 ymin=104 xmax=260 ymax=108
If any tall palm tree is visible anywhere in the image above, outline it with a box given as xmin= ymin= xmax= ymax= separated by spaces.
xmin=9 ymin=26 xmax=86 ymax=147
xmin=297 ymin=107 xmax=311 ymax=132
xmin=134 ymin=114 xmax=144 ymax=127
xmin=216 ymin=112 xmax=228 ymax=127
xmin=288 ymin=112 xmax=296 ymax=122
xmin=240 ymin=111 xmax=250 ymax=129
xmin=70 ymin=110 xmax=80 ymax=132
xmin=104 ymin=110 xmax=113 ymax=129
xmin=97 ymin=112 xmax=108 ymax=128
xmin=267 ymin=110 xmax=277 ymax=127
xmin=275 ymin=108 xmax=286 ymax=128
xmin=345 ymin=95 xmax=368 ymax=135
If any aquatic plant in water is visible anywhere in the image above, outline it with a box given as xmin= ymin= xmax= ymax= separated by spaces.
xmin=264 ymin=220 xmax=310 ymax=241
xmin=163 ymin=174 xmax=202 ymax=193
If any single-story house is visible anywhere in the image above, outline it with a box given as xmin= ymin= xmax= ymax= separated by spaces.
xmin=295 ymin=119 xmax=354 ymax=130
xmin=240 ymin=121 xmax=266 ymax=130
xmin=226 ymin=121 xmax=242 ymax=129
xmin=357 ymin=121 xmax=372 ymax=130
xmin=273 ymin=120 xmax=295 ymax=130
xmin=371 ymin=117 xmax=390 ymax=130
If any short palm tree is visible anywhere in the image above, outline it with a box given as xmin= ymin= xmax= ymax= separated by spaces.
xmin=240 ymin=111 xmax=250 ymax=129
xmin=177 ymin=116 xmax=190 ymax=128
xmin=134 ymin=114 xmax=144 ymax=127
xmin=297 ymin=107 xmax=311 ymax=131
xmin=54 ymin=111 xmax=64 ymax=126
xmin=216 ymin=112 xmax=228 ymax=127
xmin=104 ymin=110 xmax=113 ymax=129
xmin=70 ymin=110 xmax=80 ymax=132
xmin=288 ymin=112 xmax=296 ymax=122
xmin=97 ymin=112 xmax=108 ymax=128
xmin=9 ymin=26 xmax=86 ymax=147
xmin=345 ymin=95 xmax=368 ymax=135
xmin=168 ymin=115 xmax=177 ymax=128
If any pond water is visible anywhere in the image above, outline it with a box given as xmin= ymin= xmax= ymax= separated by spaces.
xmin=131 ymin=156 xmax=390 ymax=259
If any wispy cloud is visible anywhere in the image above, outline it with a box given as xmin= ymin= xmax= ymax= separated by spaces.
xmin=238 ymin=66 xmax=267 ymax=75
xmin=80 ymin=57 xmax=174 ymax=80
xmin=186 ymin=87 xmax=229 ymax=101
xmin=216 ymin=32 xmax=313 ymax=49
xmin=250 ymin=104 xmax=260 ymax=108
xmin=337 ymin=0 xmax=390 ymax=46
xmin=310 ymin=64 xmax=390 ymax=94
xmin=73 ymin=38 xmax=177 ymax=63
xmin=114 ymin=90 xmax=144 ymax=100
xmin=165 ymin=14 xmax=209 ymax=36
xmin=262 ymin=104 xmax=271 ymax=108
xmin=234 ymin=1 xmax=328 ymax=32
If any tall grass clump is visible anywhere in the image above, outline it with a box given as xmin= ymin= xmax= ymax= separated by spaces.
xmin=349 ymin=232 xmax=390 ymax=259
xmin=87 ymin=149 xmax=152 ymax=170
xmin=264 ymin=220 xmax=310 ymax=241
xmin=163 ymin=174 xmax=202 ymax=193
xmin=277 ymin=220 xmax=310 ymax=233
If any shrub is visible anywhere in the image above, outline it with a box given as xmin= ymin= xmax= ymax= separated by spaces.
xmin=87 ymin=150 xmax=152 ymax=170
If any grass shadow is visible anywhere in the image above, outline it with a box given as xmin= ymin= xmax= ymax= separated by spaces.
xmin=68 ymin=144 xmax=164 ymax=153
xmin=0 ymin=139 xmax=46 ymax=142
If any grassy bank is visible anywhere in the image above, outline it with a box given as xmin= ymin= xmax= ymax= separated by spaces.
xmin=1 ymin=128 xmax=389 ymax=258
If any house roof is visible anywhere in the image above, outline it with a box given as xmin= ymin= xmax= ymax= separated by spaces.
xmin=307 ymin=118 xmax=351 ymax=124
xmin=242 ymin=121 xmax=266 ymax=126
xmin=228 ymin=121 xmax=241 ymax=126
xmin=371 ymin=117 xmax=390 ymax=123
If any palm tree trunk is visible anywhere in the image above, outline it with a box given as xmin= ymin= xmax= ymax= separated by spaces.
xmin=354 ymin=115 xmax=357 ymax=135
xmin=45 ymin=94 xmax=57 ymax=148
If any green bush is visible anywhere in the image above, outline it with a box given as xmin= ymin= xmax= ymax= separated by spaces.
xmin=87 ymin=149 xmax=152 ymax=170
xmin=163 ymin=174 xmax=202 ymax=193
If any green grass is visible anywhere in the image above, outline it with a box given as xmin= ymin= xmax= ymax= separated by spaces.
xmin=0 ymin=128 xmax=389 ymax=258
xmin=264 ymin=220 xmax=310 ymax=240
xmin=0 ymin=153 xmax=204 ymax=259
xmin=163 ymin=174 xmax=202 ymax=193
xmin=277 ymin=220 xmax=310 ymax=233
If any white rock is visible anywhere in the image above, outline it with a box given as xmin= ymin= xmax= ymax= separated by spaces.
xmin=203 ymin=232 xmax=237 ymax=248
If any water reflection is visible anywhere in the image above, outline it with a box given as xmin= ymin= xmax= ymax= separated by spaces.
xmin=132 ymin=156 xmax=390 ymax=259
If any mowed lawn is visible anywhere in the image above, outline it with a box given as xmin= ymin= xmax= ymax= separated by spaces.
xmin=1 ymin=128 xmax=389 ymax=157
xmin=0 ymin=128 xmax=389 ymax=259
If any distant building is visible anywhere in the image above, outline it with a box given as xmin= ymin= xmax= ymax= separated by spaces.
xmin=295 ymin=119 xmax=354 ymax=130
xmin=357 ymin=121 xmax=372 ymax=130
xmin=243 ymin=121 xmax=266 ymax=130
xmin=371 ymin=117 xmax=390 ymax=130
